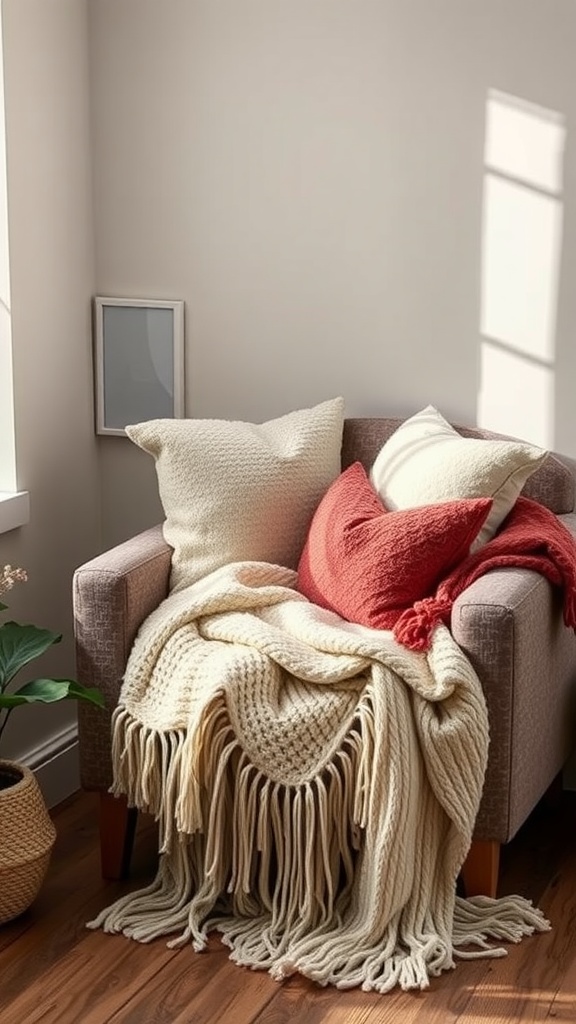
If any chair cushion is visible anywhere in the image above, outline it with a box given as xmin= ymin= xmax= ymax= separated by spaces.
xmin=297 ymin=460 xmax=492 ymax=629
xmin=369 ymin=405 xmax=547 ymax=550
xmin=126 ymin=397 xmax=345 ymax=591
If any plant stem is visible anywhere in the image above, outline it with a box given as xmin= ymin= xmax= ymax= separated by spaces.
xmin=0 ymin=707 xmax=13 ymax=751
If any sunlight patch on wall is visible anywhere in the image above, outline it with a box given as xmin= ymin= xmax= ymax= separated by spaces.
xmin=485 ymin=89 xmax=564 ymax=194
xmin=480 ymin=343 xmax=554 ymax=447
xmin=478 ymin=90 xmax=566 ymax=449
xmin=481 ymin=177 xmax=562 ymax=363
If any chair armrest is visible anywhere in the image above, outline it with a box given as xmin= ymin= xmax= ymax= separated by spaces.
xmin=558 ymin=511 xmax=576 ymax=539
xmin=73 ymin=525 xmax=171 ymax=791
xmin=451 ymin=561 xmax=576 ymax=843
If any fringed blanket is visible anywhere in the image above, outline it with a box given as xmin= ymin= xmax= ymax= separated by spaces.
xmin=88 ymin=561 xmax=549 ymax=992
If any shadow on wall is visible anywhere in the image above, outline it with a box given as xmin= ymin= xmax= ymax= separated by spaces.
xmin=477 ymin=89 xmax=566 ymax=450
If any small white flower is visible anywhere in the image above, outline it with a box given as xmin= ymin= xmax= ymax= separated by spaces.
xmin=0 ymin=565 xmax=28 ymax=596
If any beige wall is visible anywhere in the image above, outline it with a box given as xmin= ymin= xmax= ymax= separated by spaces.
xmin=0 ymin=0 xmax=100 ymax=762
xmin=88 ymin=0 xmax=576 ymax=549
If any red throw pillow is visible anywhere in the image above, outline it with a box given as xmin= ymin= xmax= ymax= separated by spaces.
xmin=297 ymin=462 xmax=492 ymax=630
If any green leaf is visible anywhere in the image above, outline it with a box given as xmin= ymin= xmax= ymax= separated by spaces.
xmin=0 ymin=678 xmax=105 ymax=709
xmin=0 ymin=622 xmax=61 ymax=690
xmin=0 ymin=602 xmax=7 ymax=612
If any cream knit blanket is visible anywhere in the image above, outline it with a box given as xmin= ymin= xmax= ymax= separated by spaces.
xmin=89 ymin=561 xmax=549 ymax=992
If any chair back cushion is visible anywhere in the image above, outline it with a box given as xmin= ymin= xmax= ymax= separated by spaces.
xmin=342 ymin=418 xmax=575 ymax=515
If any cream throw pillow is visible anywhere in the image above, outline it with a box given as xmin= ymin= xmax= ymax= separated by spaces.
xmin=369 ymin=405 xmax=548 ymax=550
xmin=126 ymin=397 xmax=345 ymax=591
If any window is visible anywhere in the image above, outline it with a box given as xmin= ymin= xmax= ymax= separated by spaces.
xmin=0 ymin=8 xmax=28 ymax=533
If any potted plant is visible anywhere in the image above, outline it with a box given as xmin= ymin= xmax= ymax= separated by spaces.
xmin=0 ymin=564 xmax=104 ymax=924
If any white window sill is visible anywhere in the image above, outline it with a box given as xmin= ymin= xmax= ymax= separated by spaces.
xmin=0 ymin=491 xmax=30 ymax=534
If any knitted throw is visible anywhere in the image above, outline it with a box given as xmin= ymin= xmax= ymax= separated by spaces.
xmin=395 ymin=496 xmax=576 ymax=651
xmin=88 ymin=561 xmax=549 ymax=992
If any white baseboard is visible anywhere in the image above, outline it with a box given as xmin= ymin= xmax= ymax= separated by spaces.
xmin=19 ymin=724 xmax=80 ymax=809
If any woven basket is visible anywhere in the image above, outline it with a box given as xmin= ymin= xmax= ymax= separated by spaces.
xmin=0 ymin=759 xmax=57 ymax=925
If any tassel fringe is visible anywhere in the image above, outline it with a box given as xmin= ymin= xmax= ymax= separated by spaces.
xmin=88 ymin=689 xmax=550 ymax=992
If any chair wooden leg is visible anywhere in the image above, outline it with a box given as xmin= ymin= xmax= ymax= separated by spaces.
xmin=460 ymin=839 xmax=500 ymax=899
xmin=99 ymin=791 xmax=138 ymax=880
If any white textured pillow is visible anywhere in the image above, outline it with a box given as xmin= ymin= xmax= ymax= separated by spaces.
xmin=370 ymin=405 xmax=548 ymax=549
xmin=126 ymin=397 xmax=345 ymax=591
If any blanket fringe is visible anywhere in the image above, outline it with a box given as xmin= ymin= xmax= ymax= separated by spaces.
xmin=452 ymin=893 xmax=550 ymax=957
xmin=88 ymin=689 xmax=550 ymax=992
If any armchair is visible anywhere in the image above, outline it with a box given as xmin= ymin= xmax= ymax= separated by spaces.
xmin=73 ymin=417 xmax=576 ymax=899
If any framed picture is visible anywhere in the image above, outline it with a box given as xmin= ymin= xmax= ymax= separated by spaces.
xmin=93 ymin=296 xmax=185 ymax=436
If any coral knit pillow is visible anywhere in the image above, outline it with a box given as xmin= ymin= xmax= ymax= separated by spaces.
xmin=297 ymin=462 xmax=492 ymax=630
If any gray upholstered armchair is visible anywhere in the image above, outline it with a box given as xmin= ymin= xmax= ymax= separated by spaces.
xmin=73 ymin=417 xmax=576 ymax=898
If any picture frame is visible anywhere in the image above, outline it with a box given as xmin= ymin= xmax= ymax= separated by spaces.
xmin=93 ymin=296 xmax=185 ymax=436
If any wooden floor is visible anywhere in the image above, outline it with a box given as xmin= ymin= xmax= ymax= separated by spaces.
xmin=1 ymin=789 xmax=576 ymax=1024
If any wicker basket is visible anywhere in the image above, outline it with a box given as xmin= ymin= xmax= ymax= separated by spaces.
xmin=0 ymin=759 xmax=57 ymax=925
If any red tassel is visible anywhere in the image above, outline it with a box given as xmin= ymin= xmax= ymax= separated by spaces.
xmin=393 ymin=598 xmax=444 ymax=652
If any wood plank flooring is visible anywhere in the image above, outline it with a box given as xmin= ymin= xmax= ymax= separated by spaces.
xmin=1 ymin=788 xmax=575 ymax=1023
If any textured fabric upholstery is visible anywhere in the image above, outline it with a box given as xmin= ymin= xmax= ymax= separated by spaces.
xmin=451 ymin=529 xmax=576 ymax=842
xmin=74 ymin=419 xmax=576 ymax=848
xmin=74 ymin=525 xmax=171 ymax=791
